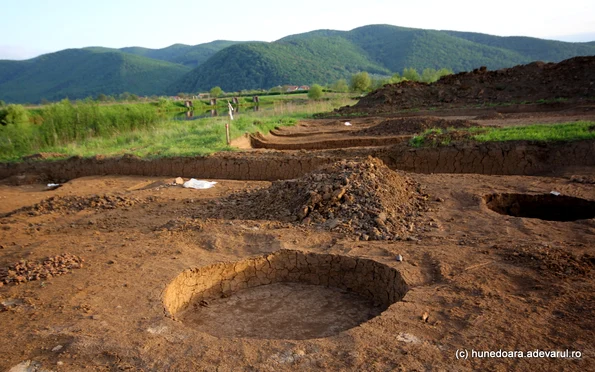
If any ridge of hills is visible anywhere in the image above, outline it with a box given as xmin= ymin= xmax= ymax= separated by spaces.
xmin=173 ymin=24 xmax=595 ymax=93
xmin=1 ymin=24 xmax=594 ymax=103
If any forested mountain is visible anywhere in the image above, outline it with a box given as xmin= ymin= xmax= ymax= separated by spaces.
xmin=1 ymin=24 xmax=594 ymax=103
xmin=0 ymin=49 xmax=190 ymax=103
xmin=120 ymin=40 xmax=246 ymax=67
xmin=172 ymin=24 xmax=595 ymax=93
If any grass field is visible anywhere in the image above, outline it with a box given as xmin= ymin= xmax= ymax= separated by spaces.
xmin=0 ymin=97 xmax=354 ymax=162
xmin=410 ymin=121 xmax=595 ymax=147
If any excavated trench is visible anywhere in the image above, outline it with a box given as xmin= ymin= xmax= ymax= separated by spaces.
xmin=1 ymin=140 xmax=594 ymax=181
xmin=163 ymin=250 xmax=407 ymax=340
xmin=484 ymin=193 xmax=595 ymax=221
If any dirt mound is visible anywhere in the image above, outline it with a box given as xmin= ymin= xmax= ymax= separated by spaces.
xmin=336 ymin=56 xmax=595 ymax=115
xmin=353 ymin=117 xmax=476 ymax=136
xmin=0 ymin=254 xmax=84 ymax=286
xmin=201 ymin=157 xmax=431 ymax=240
xmin=3 ymin=194 xmax=146 ymax=217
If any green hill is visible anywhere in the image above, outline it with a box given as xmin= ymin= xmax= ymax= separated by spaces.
xmin=172 ymin=24 xmax=595 ymax=93
xmin=0 ymin=49 xmax=190 ymax=103
xmin=173 ymin=36 xmax=391 ymax=93
xmin=2 ymin=25 xmax=594 ymax=103
xmin=120 ymin=40 xmax=246 ymax=67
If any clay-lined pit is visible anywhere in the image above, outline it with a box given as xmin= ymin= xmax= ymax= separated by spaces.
xmin=484 ymin=193 xmax=595 ymax=221
xmin=163 ymin=249 xmax=407 ymax=339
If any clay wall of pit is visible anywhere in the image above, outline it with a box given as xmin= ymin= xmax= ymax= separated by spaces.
xmin=1 ymin=140 xmax=593 ymax=182
xmin=163 ymin=250 xmax=408 ymax=316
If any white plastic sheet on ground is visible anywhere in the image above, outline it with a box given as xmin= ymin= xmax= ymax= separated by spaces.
xmin=344 ymin=121 xmax=352 ymax=126
xmin=182 ymin=179 xmax=217 ymax=189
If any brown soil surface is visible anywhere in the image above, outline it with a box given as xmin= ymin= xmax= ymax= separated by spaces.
xmin=0 ymin=167 xmax=593 ymax=371
xmin=352 ymin=117 xmax=476 ymax=136
xmin=1 ymin=57 xmax=595 ymax=371
xmin=336 ymin=56 xmax=595 ymax=115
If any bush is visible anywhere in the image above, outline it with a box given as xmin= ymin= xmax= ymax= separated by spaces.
xmin=350 ymin=72 xmax=371 ymax=93
xmin=210 ymin=86 xmax=223 ymax=98
xmin=307 ymin=84 xmax=324 ymax=99
xmin=0 ymin=104 xmax=29 ymax=125
xmin=330 ymin=79 xmax=349 ymax=93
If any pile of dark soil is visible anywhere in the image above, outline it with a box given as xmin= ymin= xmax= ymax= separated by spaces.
xmin=3 ymin=194 xmax=146 ymax=217
xmin=201 ymin=157 xmax=431 ymax=240
xmin=353 ymin=117 xmax=476 ymax=136
xmin=0 ymin=254 xmax=84 ymax=286
xmin=336 ymin=56 xmax=595 ymax=115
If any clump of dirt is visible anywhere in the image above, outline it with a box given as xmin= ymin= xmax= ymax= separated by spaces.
xmin=353 ymin=116 xmax=476 ymax=136
xmin=415 ymin=129 xmax=484 ymax=147
xmin=570 ymin=175 xmax=595 ymax=184
xmin=0 ymin=254 xmax=84 ymax=286
xmin=3 ymin=194 xmax=146 ymax=217
xmin=335 ymin=56 xmax=595 ymax=115
xmin=500 ymin=244 xmax=594 ymax=278
xmin=201 ymin=157 xmax=431 ymax=240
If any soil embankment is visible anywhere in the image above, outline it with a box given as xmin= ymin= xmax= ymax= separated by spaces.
xmin=336 ymin=56 xmax=595 ymax=115
xmin=1 ymin=139 xmax=594 ymax=182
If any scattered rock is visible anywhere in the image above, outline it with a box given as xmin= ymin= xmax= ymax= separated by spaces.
xmin=174 ymin=177 xmax=185 ymax=185
xmin=199 ymin=158 xmax=430 ymax=240
xmin=0 ymin=254 xmax=84 ymax=285
xmin=3 ymin=194 xmax=146 ymax=217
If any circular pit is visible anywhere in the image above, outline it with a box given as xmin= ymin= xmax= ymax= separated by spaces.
xmin=484 ymin=193 xmax=595 ymax=221
xmin=163 ymin=249 xmax=407 ymax=339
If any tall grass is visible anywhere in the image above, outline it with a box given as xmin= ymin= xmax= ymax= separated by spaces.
xmin=0 ymin=100 xmax=161 ymax=160
xmin=0 ymin=96 xmax=356 ymax=161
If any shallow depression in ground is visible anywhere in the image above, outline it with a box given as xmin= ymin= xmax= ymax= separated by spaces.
xmin=163 ymin=249 xmax=408 ymax=340
xmin=180 ymin=282 xmax=383 ymax=339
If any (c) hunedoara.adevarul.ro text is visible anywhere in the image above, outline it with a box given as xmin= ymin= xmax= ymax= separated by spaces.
xmin=455 ymin=349 xmax=582 ymax=360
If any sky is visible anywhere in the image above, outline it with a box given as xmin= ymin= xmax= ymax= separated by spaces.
xmin=1 ymin=0 xmax=594 ymax=60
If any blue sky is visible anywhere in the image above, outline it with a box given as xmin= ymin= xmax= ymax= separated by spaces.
xmin=1 ymin=0 xmax=594 ymax=60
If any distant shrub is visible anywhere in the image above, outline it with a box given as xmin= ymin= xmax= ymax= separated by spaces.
xmin=350 ymin=72 xmax=371 ymax=93
xmin=330 ymin=79 xmax=349 ymax=93
xmin=0 ymin=104 xmax=29 ymax=125
xmin=307 ymin=84 xmax=324 ymax=99
xmin=210 ymin=86 xmax=223 ymax=98
xmin=402 ymin=67 xmax=421 ymax=82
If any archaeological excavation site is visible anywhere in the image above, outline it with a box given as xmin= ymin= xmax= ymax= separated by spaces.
xmin=0 ymin=57 xmax=594 ymax=371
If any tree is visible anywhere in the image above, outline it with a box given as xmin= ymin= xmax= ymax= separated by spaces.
xmin=330 ymin=79 xmax=348 ymax=93
xmin=210 ymin=86 xmax=223 ymax=98
xmin=350 ymin=72 xmax=371 ymax=93
xmin=371 ymin=77 xmax=390 ymax=90
xmin=307 ymin=84 xmax=324 ymax=99
xmin=389 ymin=72 xmax=403 ymax=84
xmin=402 ymin=68 xmax=421 ymax=82
xmin=96 ymin=93 xmax=108 ymax=102
xmin=0 ymin=100 xmax=5 ymax=107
